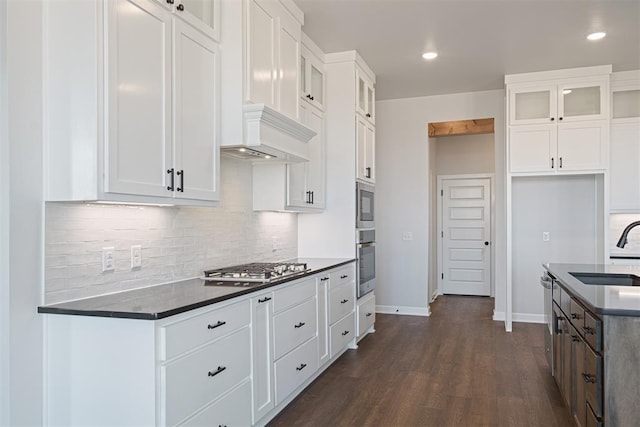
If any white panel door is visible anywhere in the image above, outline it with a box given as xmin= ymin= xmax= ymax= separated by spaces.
xmin=287 ymin=104 xmax=310 ymax=207
xmin=442 ymin=178 xmax=491 ymax=296
xmin=277 ymin=17 xmax=300 ymax=121
xmin=356 ymin=117 xmax=367 ymax=181
xmin=251 ymin=293 xmax=274 ymax=424
xmin=173 ymin=19 xmax=219 ymax=201
xmin=106 ymin=0 xmax=172 ymax=197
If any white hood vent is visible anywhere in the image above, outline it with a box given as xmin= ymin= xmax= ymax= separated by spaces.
xmin=220 ymin=104 xmax=316 ymax=163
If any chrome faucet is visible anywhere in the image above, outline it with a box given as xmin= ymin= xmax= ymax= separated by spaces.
xmin=616 ymin=221 xmax=640 ymax=248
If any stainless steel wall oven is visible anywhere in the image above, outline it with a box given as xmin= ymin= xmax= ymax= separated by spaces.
xmin=357 ymin=229 xmax=375 ymax=298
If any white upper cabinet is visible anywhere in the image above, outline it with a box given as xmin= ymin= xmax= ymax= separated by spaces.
xmin=246 ymin=0 xmax=301 ymax=121
xmin=166 ymin=0 xmax=221 ymax=41
xmin=506 ymin=66 xmax=611 ymax=175
xmin=356 ymin=116 xmax=375 ymax=183
xmin=610 ymin=70 xmax=640 ymax=212
xmin=300 ymin=34 xmax=325 ymax=111
xmin=356 ymin=67 xmax=375 ymax=124
xmin=45 ymin=0 xmax=220 ymax=205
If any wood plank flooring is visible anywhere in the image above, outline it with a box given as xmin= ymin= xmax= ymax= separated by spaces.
xmin=268 ymin=295 xmax=573 ymax=427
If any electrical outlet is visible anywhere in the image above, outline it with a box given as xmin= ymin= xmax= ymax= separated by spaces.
xmin=542 ymin=231 xmax=550 ymax=242
xmin=131 ymin=245 xmax=142 ymax=269
xmin=102 ymin=247 xmax=115 ymax=272
xmin=403 ymin=232 xmax=413 ymax=241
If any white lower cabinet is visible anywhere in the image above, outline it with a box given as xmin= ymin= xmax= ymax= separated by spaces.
xmin=357 ymin=291 xmax=376 ymax=340
xmin=43 ymin=262 xmax=358 ymax=427
xmin=274 ymin=337 xmax=319 ymax=403
xmin=180 ymin=381 xmax=251 ymax=427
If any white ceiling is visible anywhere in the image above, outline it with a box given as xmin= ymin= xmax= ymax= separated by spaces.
xmin=294 ymin=0 xmax=640 ymax=100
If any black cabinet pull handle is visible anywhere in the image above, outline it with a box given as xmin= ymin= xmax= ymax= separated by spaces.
xmin=571 ymin=313 xmax=580 ymax=319
xmin=551 ymin=157 xmax=554 ymax=169
xmin=208 ymin=366 xmax=226 ymax=378
xmin=177 ymin=3 xmax=184 ymax=11
xmin=207 ymin=321 xmax=226 ymax=330
xmin=550 ymin=117 xmax=555 ymax=121
xmin=294 ymin=322 xmax=305 ymax=328
xmin=365 ymin=312 xmax=372 ymax=317
xmin=320 ymin=277 xmax=329 ymax=282
xmin=176 ymin=170 xmax=184 ymax=192
xmin=340 ymin=299 xmax=349 ymax=304
xmin=582 ymin=373 xmax=597 ymax=384
xmin=341 ymin=330 xmax=349 ymax=336
xmin=311 ymin=191 xmax=314 ymax=204
xmin=166 ymin=0 xmax=174 ymax=3
xmin=570 ymin=335 xmax=580 ymax=342
xmin=167 ymin=168 xmax=174 ymax=191
xmin=559 ymin=157 xmax=563 ymax=168
xmin=258 ymin=296 xmax=272 ymax=303
xmin=366 ymin=167 xmax=371 ymax=178
xmin=296 ymin=363 xmax=307 ymax=371
xmin=582 ymin=326 xmax=594 ymax=335
xmin=340 ymin=275 xmax=348 ymax=279
xmin=366 ymin=113 xmax=371 ymax=118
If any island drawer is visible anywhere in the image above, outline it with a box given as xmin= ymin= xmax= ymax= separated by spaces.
xmin=160 ymin=299 xmax=250 ymax=361
xmin=584 ymin=343 xmax=603 ymax=419
xmin=569 ymin=298 xmax=585 ymax=330
xmin=583 ymin=310 xmax=602 ymax=353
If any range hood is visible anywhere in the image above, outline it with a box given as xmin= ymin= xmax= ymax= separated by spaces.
xmin=220 ymin=104 xmax=316 ymax=162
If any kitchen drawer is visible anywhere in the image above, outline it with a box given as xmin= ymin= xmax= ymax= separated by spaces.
xmin=583 ymin=310 xmax=602 ymax=353
xmin=274 ymin=337 xmax=318 ymax=404
xmin=160 ymin=299 xmax=250 ymax=361
xmin=584 ymin=343 xmax=603 ymax=419
xmin=273 ymin=277 xmax=316 ymax=313
xmin=357 ymin=292 xmax=375 ymax=337
xmin=273 ymin=298 xmax=317 ymax=360
xmin=329 ymin=282 xmax=355 ymax=325
xmin=330 ymin=311 xmax=355 ymax=358
xmin=180 ymin=380 xmax=251 ymax=427
xmin=569 ymin=298 xmax=585 ymax=331
xmin=162 ymin=327 xmax=251 ymax=426
xmin=329 ymin=264 xmax=355 ymax=290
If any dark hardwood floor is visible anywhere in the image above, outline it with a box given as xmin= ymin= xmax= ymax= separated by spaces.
xmin=268 ymin=295 xmax=574 ymax=427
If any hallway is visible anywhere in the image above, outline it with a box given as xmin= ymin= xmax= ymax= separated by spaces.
xmin=269 ymin=295 xmax=573 ymax=426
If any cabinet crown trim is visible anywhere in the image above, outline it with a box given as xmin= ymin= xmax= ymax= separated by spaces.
xmin=505 ymin=64 xmax=612 ymax=85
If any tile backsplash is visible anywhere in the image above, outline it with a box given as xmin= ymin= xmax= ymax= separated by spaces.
xmin=610 ymin=213 xmax=640 ymax=256
xmin=45 ymin=158 xmax=297 ymax=304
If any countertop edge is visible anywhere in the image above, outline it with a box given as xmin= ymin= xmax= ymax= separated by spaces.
xmin=38 ymin=258 xmax=357 ymax=320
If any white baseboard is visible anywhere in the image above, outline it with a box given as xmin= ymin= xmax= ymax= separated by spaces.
xmin=493 ymin=311 xmax=545 ymax=324
xmin=376 ymin=305 xmax=431 ymax=317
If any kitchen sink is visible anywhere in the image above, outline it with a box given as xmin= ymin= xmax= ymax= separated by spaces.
xmin=570 ymin=272 xmax=640 ymax=287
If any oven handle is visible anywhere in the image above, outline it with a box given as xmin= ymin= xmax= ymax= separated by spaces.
xmin=358 ymin=242 xmax=375 ymax=249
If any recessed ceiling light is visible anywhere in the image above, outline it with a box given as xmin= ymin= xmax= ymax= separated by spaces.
xmin=587 ymin=32 xmax=606 ymax=41
xmin=422 ymin=52 xmax=438 ymax=60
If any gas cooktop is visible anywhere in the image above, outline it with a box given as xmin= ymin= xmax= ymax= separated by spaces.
xmin=202 ymin=262 xmax=309 ymax=287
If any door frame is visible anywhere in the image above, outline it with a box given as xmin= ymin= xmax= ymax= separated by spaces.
xmin=437 ymin=173 xmax=495 ymax=297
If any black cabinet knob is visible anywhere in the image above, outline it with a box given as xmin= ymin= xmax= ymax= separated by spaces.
xmin=550 ymin=117 xmax=555 ymax=121
xmin=484 ymin=241 xmax=489 ymax=246
xmin=177 ymin=4 xmax=184 ymax=11
xmin=559 ymin=117 xmax=563 ymax=121
xmin=166 ymin=0 xmax=174 ymax=3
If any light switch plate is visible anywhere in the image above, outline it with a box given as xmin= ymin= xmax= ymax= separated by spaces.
xmin=131 ymin=245 xmax=142 ymax=269
xmin=542 ymin=232 xmax=550 ymax=242
xmin=102 ymin=247 xmax=115 ymax=272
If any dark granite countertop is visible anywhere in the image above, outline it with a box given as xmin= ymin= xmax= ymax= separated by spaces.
xmin=38 ymin=258 xmax=355 ymax=320
xmin=545 ymin=263 xmax=640 ymax=316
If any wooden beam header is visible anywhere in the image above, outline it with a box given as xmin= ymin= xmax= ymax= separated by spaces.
xmin=428 ymin=118 xmax=494 ymax=137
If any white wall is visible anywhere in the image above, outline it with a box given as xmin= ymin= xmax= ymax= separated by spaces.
xmin=5 ymin=0 xmax=45 ymax=424
xmin=511 ymin=175 xmax=600 ymax=321
xmin=45 ymin=159 xmax=298 ymax=304
xmin=434 ymin=133 xmax=495 ymax=175
xmin=375 ymin=90 xmax=506 ymax=315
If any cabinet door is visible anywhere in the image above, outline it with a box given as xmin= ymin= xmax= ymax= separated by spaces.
xmin=356 ymin=68 xmax=374 ymax=123
xmin=509 ymin=124 xmax=556 ymax=173
xmin=251 ymin=292 xmax=275 ymax=424
xmin=173 ymin=19 xmax=219 ymax=201
xmin=509 ymin=85 xmax=557 ymax=125
xmin=174 ymin=0 xmax=220 ymax=41
xmin=287 ymin=104 xmax=310 ymax=208
xmin=356 ymin=117 xmax=375 ymax=183
xmin=558 ymin=81 xmax=607 ymax=122
xmin=610 ymin=121 xmax=640 ymax=211
xmin=247 ymin=0 xmax=277 ymax=108
xmin=301 ymin=47 xmax=324 ymax=111
xmin=277 ymin=12 xmax=301 ymax=121
xmin=106 ymin=0 xmax=172 ymax=198
xmin=557 ymin=121 xmax=607 ymax=171
xmin=305 ymin=105 xmax=325 ymax=208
